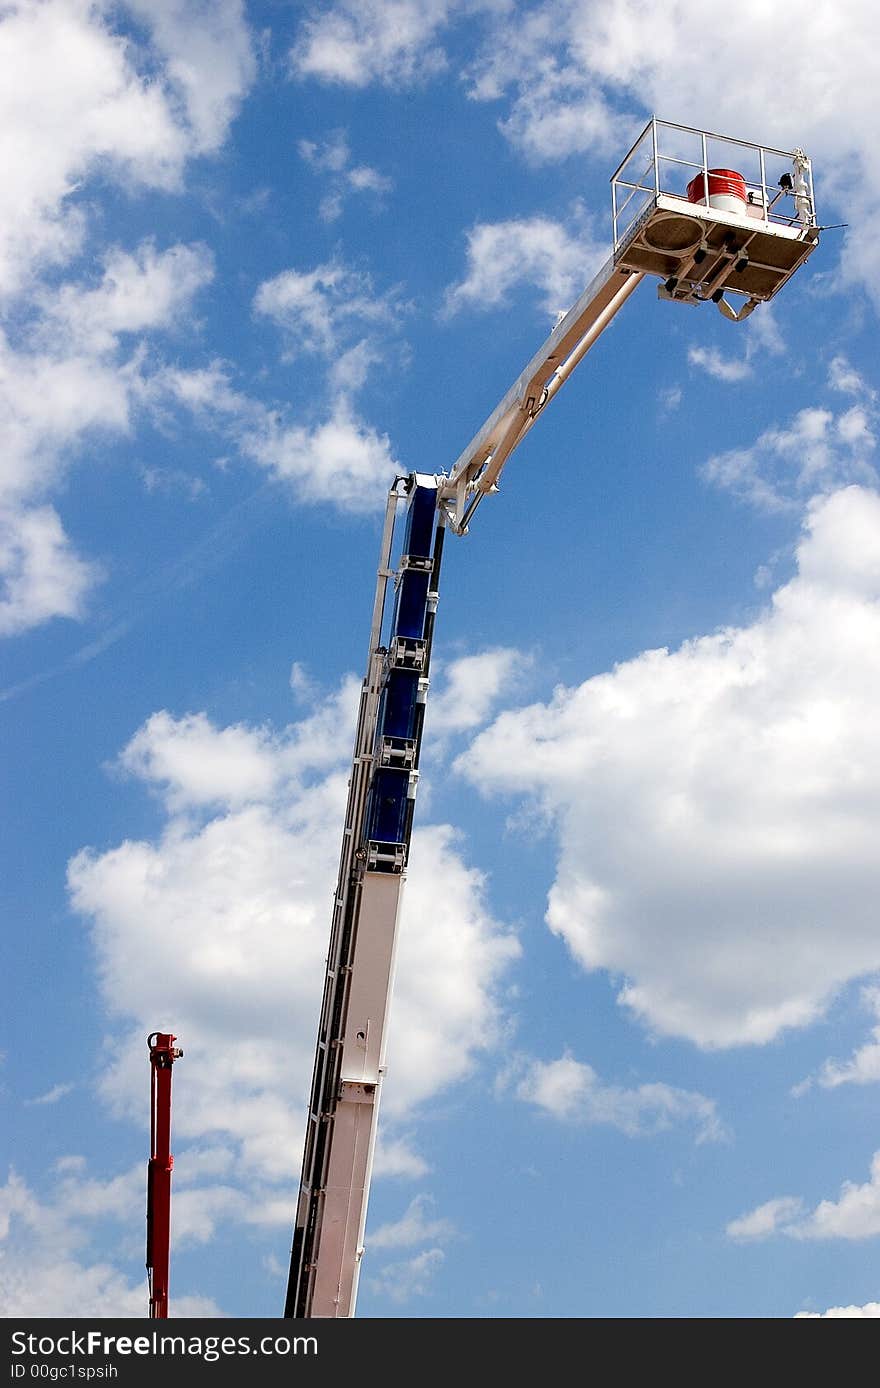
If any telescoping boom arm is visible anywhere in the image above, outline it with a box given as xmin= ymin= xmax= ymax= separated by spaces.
xmin=285 ymin=476 xmax=445 ymax=1319
xmin=146 ymin=1031 xmax=182 ymax=1319
xmin=284 ymin=118 xmax=819 ymax=1319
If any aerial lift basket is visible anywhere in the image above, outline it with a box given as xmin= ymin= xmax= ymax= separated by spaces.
xmin=611 ymin=117 xmax=819 ymax=320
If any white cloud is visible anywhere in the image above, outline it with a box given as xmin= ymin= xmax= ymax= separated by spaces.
xmin=729 ymin=1151 xmax=880 ymax=1242
xmin=798 ymin=1154 xmax=880 ymax=1238
xmin=38 ymin=241 xmax=214 ymax=356
xmin=54 ymin=1156 xmax=86 ymax=1175
xmin=291 ymin=0 xmax=454 ymax=88
xmin=469 ymin=2 xmax=876 ymax=184
xmin=829 ymin=355 xmax=876 ymax=401
xmin=0 ymin=505 xmax=101 ymax=637
xmin=796 ymin=1302 xmax=880 ymax=1318
xmin=0 ymin=1167 xmax=221 ymax=1317
xmin=366 ymin=1246 xmax=445 ymax=1303
xmin=299 ymin=130 xmax=351 ymax=173
xmin=166 ymin=1183 xmax=254 ymax=1246
xmin=838 ymin=406 xmax=876 ymax=450
xmin=384 ymin=824 xmax=521 ymax=1114
xmin=298 ymin=130 xmax=392 ymax=222
xmin=514 ymin=1053 xmax=724 ymax=1142
xmin=0 ymin=332 xmax=134 ymax=504
xmin=495 ymin=60 xmax=631 ymax=165
xmin=118 ymin=710 xmax=283 ymax=812
xmin=141 ymin=465 xmax=207 ymax=501
xmin=121 ymin=0 xmax=256 ymax=155
xmin=253 ymin=261 xmax=397 ymax=356
xmin=687 ymin=346 xmax=752 ymax=384
xmin=727 ymin=1196 xmax=805 ymax=1242
xmin=318 ymin=191 xmax=345 ymax=223
xmin=372 ymin=1135 xmax=429 ymax=1181
xmin=444 ymin=209 xmax=605 ymax=317
xmin=463 ymin=6 xmax=628 ymax=170
xmin=369 ymin=1194 xmax=453 ymax=1249
xmin=0 ymin=0 xmax=222 ymax=298
xmin=745 ymin=304 xmax=786 ymax=359
xmin=119 ymin=677 xmax=361 ymax=803
xmin=248 ymin=401 xmax=401 ymax=510
xmin=348 ymin=165 xmax=392 ymax=195
xmin=809 ymin=985 xmax=880 ymax=1089
xmin=249 ymin=262 xmax=406 ymax=508
xmin=688 ymin=307 xmax=785 ymax=385
xmin=253 ymin=265 xmax=343 ymax=353
xmin=658 ymin=385 xmax=682 ymax=412
xmin=67 ymin=791 xmax=351 ymax=1183
xmin=0 ymin=237 xmax=216 ymax=636
xmin=1 ymin=241 xmax=212 ymax=509
xmin=153 ymin=364 xmax=401 ymax=512
xmin=0 ymin=1 xmax=252 ymax=635
xmin=67 ymin=681 xmax=520 ymax=1216
xmin=148 ymin=360 xmax=249 ymax=420
xmin=429 ymin=648 xmax=527 ymax=734
xmin=459 ymin=485 xmax=880 ymax=1049
xmin=24 ymin=1082 xmax=75 ymax=1107
xmin=328 ymin=340 xmax=384 ymax=395
xmin=703 ymin=402 xmax=877 ymax=512
xmin=288 ymin=661 xmax=316 ymax=701
xmin=0 ymin=0 xmax=255 ymax=300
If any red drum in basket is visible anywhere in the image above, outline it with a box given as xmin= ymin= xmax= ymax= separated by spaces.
xmin=686 ymin=168 xmax=747 ymax=214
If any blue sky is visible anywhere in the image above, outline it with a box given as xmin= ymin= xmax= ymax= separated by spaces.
xmin=2 ymin=0 xmax=880 ymax=1320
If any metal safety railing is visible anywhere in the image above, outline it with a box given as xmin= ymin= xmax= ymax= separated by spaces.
xmin=611 ymin=117 xmax=816 ymax=253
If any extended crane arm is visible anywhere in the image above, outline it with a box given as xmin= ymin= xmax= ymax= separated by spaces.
xmin=284 ymin=117 xmax=819 ymax=1320
xmin=440 ymin=259 xmax=644 ymax=535
xmin=285 ymin=477 xmax=444 ymax=1319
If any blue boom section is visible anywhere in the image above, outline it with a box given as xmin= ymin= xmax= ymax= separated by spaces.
xmin=364 ymin=478 xmax=440 ymax=869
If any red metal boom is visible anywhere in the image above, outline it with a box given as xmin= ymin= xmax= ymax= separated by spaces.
xmin=146 ymin=1032 xmax=182 ymax=1319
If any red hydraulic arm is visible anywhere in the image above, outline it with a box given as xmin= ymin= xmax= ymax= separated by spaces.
xmin=146 ymin=1032 xmax=183 ymax=1319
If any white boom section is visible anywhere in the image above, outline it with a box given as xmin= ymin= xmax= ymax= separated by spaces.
xmin=285 ymin=256 xmax=643 ymax=1321
xmin=285 ymin=486 xmax=400 ymax=1319
xmin=286 ymin=477 xmax=444 ymax=1319
xmin=439 ymin=256 xmax=644 ymax=534
xmin=310 ymin=868 xmax=406 ymax=1317
xmin=286 ymin=258 xmax=645 ymax=1323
